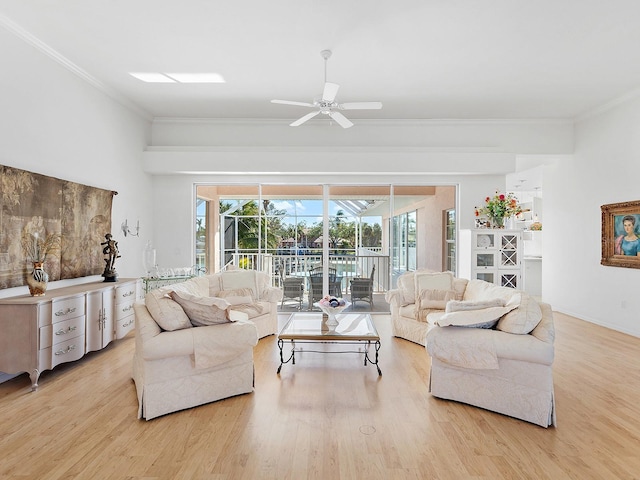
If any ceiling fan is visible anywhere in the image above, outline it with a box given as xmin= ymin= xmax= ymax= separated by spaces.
xmin=271 ymin=50 xmax=382 ymax=129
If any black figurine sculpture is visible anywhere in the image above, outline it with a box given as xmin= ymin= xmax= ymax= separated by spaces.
xmin=101 ymin=233 xmax=120 ymax=282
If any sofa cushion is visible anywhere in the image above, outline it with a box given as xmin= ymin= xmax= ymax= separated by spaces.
xmin=496 ymin=293 xmax=543 ymax=334
xmin=215 ymin=288 xmax=254 ymax=305
xmin=228 ymin=301 xmax=268 ymax=320
xmin=431 ymin=303 xmax=518 ymax=329
xmin=220 ymin=270 xmax=259 ymax=300
xmin=168 ymin=291 xmax=232 ymax=327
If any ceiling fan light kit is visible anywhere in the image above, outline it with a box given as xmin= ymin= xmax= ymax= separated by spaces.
xmin=271 ymin=49 xmax=382 ymax=128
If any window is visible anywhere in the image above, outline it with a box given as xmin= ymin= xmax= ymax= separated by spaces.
xmin=392 ymin=210 xmax=416 ymax=272
xmin=444 ymin=208 xmax=456 ymax=273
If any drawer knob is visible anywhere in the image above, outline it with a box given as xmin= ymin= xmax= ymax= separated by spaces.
xmin=55 ymin=307 xmax=77 ymax=317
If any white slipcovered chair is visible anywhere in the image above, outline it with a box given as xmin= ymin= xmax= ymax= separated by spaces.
xmin=387 ymin=271 xmax=556 ymax=427
xmin=132 ymin=274 xmax=274 ymax=420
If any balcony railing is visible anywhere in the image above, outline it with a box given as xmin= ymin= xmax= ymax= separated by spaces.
xmin=225 ymin=249 xmax=389 ymax=294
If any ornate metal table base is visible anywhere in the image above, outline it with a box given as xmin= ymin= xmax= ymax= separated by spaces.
xmin=277 ymin=338 xmax=382 ymax=376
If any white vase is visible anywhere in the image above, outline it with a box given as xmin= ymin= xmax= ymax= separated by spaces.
xmin=505 ymin=216 xmax=516 ymax=229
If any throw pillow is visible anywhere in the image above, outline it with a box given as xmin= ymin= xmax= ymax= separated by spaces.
xmin=145 ymin=289 xmax=192 ymax=331
xmin=418 ymin=289 xmax=457 ymax=310
xmin=434 ymin=303 xmax=519 ymax=329
xmin=462 ymin=279 xmax=517 ymax=304
xmin=168 ymin=291 xmax=232 ymax=327
xmin=446 ymin=298 xmax=505 ymax=313
xmin=451 ymin=278 xmax=469 ymax=300
xmin=221 ymin=270 xmax=259 ymax=300
xmin=414 ymin=272 xmax=454 ymax=306
xmin=496 ymin=293 xmax=543 ymax=334
xmin=170 ymin=277 xmax=210 ymax=297
xmin=397 ymin=272 xmax=416 ymax=305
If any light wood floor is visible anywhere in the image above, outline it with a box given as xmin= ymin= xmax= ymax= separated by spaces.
xmin=1 ymin=312 xmax=640 ymax=480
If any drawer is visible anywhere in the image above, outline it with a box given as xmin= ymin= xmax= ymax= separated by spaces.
xmin=116 ymin=315 xmax=135 ymax=339
xmin=38 ymin=335 xmax=85 ymax=371
xmin=37 ymin=302 xmax=53 ymax=327
xmin=115 ymin=283 xmax=137 ymax=304
xmin=39 ymin=315 xmax=86 ymax=350
xmin=51 ymin=296 xmax=85 ymax=323
xmin=115 ymin=299 xmax=135 ymax=321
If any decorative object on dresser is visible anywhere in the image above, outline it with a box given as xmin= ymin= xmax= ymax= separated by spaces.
xmin=21 ymin=232 xmax=61 ymax=296
xmin=0 ymin=279 xmax=142 ymax=390
xmin=100 ymin=233 xmax=120 ymax=282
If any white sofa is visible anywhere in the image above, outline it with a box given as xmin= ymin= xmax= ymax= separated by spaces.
xmin=132 ymin=270 xmax=282 ymax=420
xmin=203 ymin=268 xmax=283 ymax=339
xmin=386 ymin=270 xmax=556 ymax=427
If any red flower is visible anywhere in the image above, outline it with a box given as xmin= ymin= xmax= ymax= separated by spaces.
xmin=499 ymin=194 xmax=505 ymax=201
xmin=485 ymin=197 xmax=490 ymax=202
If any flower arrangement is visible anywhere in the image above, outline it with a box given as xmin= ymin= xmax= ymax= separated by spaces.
xmin=21 ymin=232 xmax=61 ymax=263
xmin=475 ymin=191 xmax=522 ymax=220
xmin=530 ymin=221 xmax=542 ymax=231
xmin=318 ymin=295 xmax=347 ymax=308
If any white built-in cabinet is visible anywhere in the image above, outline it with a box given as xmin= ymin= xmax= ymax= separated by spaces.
xmin=471 ymin=230 xmax=522 ymax=289
xmin=0 ymin=279 xmax=140 ymax=390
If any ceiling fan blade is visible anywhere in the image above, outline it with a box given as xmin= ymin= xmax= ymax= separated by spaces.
xmin=271 ymin=99 xmax=315 ymax=107
xmin=339 ymin=101 xmax=383 ymax=110
xmin=329 ymin=111 xmax=353 ymax=129
xmin=290 ymin=110 xmax=321 ymax=126
xmin=322 ymin=82 xmax=340 ymax=102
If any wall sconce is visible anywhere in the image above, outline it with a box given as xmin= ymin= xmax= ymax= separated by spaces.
xmin=121 ymin=219 xmax=140 ymax=237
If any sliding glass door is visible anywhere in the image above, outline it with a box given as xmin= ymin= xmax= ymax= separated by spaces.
xmin=195 ymin=183 xmax=456 ymax=292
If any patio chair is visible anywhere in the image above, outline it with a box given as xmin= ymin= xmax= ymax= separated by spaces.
xmin=308 ymin=266 xmax=341 ymax=308
xmin=281 ymin=277 xmax=304 ymax=309
xmin=350 ymin=265 xmax=376 ymax=309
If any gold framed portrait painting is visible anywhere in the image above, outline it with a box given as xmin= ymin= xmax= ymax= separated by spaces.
xmin=601 ymin=200 xmax=640 ymax=269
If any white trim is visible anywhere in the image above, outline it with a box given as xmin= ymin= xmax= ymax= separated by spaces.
xmin=0 ymin=13 xmax=152 ymax=121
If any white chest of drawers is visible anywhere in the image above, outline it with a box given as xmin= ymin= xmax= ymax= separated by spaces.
xmin=0 ymin=279 xmax=139 ymax=390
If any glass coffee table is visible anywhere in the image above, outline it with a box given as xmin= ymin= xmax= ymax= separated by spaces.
xmin=277 ymin=312 xmax=382 ymax=376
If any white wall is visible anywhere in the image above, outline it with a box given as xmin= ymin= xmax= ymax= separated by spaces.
xmin=144 ymin=117 xmax=569 ymax=279
xmin=544 ymin=98 xmax=640 ymax=337
xmin=0 ymin=27 xmax=152 ymax=298
xmin=149 ymin=172 xmax=506 ymax=274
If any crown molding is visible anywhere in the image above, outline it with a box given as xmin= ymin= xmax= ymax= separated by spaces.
xmin=0 ymin=13 xmax=152 ymax=121
xmin=152 ymin=117 xmax=573 ymax=127
xmin=574 ymin=86 xmax=640 ymax=123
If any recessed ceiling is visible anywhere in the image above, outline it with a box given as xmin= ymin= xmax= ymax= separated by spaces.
xmin=2 ymin=0 xmax=640 ymax=120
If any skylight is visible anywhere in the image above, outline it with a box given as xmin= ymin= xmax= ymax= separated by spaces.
xmin=129 ymin=72 xmax=225 ymax=83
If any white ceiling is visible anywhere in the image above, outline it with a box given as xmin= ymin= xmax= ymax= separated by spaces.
xmin=3 ymin=0 xmax=640 ymax=121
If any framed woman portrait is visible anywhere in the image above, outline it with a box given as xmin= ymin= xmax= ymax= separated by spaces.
xmin=601 ymin=200 xmax=640 ymax=269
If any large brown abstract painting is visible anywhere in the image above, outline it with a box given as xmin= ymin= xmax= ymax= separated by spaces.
xmin=0 ymin=165 xmax=115 ymax=289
